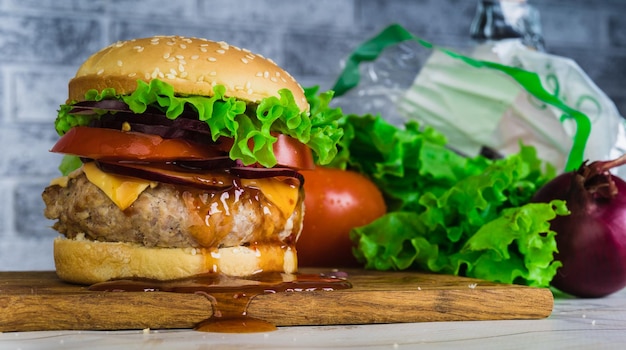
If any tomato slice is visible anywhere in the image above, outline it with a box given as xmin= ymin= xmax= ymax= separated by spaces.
xmin=51 ymin=126 xmax=224 ymax=161
xmin=218 ymin=134 xmax=314 ymax=169
xmin=51 ymin=126 xmax=315 ymax=169
xmin=272 ymin=134 xmax=314 ymax=170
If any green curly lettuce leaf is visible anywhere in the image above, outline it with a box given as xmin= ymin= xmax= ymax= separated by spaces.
xmin=332 ymin=114 xmax=495 ymax=211
xmin=457 ymin=200 xmax=568 ymax=287
xmin=304 ymin=86 xmax=345 ymax=165
xmin=338 ymin=114 xmax=565 ymax=287
xmin=352 ymin=200 xmax=567 ymax=287
xmin=58 ymin=155 xmax=83 ymax=176
xmin=55 ymin=79 xmax=343 ymax=170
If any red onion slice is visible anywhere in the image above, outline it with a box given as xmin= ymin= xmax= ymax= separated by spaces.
xmin=229 ymin=166 xmax=304 ymax=185
xmin=95 ymin=161 xmax=235 ymax=191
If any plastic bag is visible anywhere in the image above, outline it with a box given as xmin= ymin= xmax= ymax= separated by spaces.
xmin=332 ymin=24 xmax=626 ymax=176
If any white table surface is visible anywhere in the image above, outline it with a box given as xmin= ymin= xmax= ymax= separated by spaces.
xmin=2 ymin=287 xmax=626 ymax=349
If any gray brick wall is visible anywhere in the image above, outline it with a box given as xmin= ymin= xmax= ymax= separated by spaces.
xmin=1 ymin=0 xmax=624 ymax=271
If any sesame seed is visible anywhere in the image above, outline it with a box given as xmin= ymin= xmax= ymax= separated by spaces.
xmin=216 ymin=49 xmax=225 ymax=54
xmin=166 ymin=74 xmax=176 ymax=79
xmin=166 ymin=57 xmax=176 ymax=62
xmin=128 ymin=72 xmax=136 ymax=77
xmin=200 ymin=47 xmax=208 ymax=52
xmin=151 ymin=68 xmax=160 ymax=79
xmin=218 ymin=41 xmax=229 ymax=50
xmin=97 ymin=69 xmax=104 ymax=75
xmin=158 ymin=71 xmax=164 ymax=78
xmin=134 ymin=45 xmax=144 ymax=52
xmin=209 ymin=71 xmax=217 ymax=76
xmin=169 ymin=68 xmax=177 ymax=75
xmin=242 ymin=48 xmax=250 ymax=53
xmin=211 ymin=81 xmax=217 ymax=87
xmin=179 ymin=59 xmax=187 ymax=65
xmin=281 ymin=77 xmax=287 ymax=83
xmin=247 ymin=89 xmax=254 ymax=95
xmin=255 ymin=72 xmax=263 ymax=77
xmin=200 ymin=43 xmax=209 ymax=47
xmin=270 ymin=77 xmax=278 ymax=83
xmin=180 ymin=44 xmax=187 ymax=49
xmin=117 ymin=60 xmax=123 ymax=67
xmin=245 ymin=81 xmax=251 ymax=89
xmin=268 ymin=58 xmax=277 ymax=64
xmin=145 ymin=72 xmax=151 ymax=79
xmin=190 ymin=55 xmax=199 ymax=60
xmin=175 ymin=55 xmax=184 ymax=59
xmin=166 ymin=41 xmax=175 ymax=46
xmin=246 ymin=54 xmax=255 ymax=60
xmin=183 ymin=38 xmax=193 ymax=43
xmin=114 ymin=41 xmax=124 ymax=48
xmin=263 ymin=71 xmax=269 ymax=78
xmin=163 ymin=52 xmax=170 ymax=59
xmin=207 ymin=57 xmax=217 ymax=62
xmin=178 ymin=64 xmax=185 ymax=72
xmin=180 ymin=71 xmax=188 ymax=78
xmin=241 ymin=58 xmax=249 ymax=64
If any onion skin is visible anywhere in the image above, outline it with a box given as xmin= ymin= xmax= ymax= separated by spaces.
xmin=532 ymin=157 xmax=626 ymax=298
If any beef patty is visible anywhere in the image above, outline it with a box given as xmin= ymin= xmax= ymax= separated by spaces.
xmin=42 ymin=170 xmax=303 ymax=249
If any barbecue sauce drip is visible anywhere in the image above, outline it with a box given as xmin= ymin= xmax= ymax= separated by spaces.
xmin=88 ymin=271 xmax=352 ymax=333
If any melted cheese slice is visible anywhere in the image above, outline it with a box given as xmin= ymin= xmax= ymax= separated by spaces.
xmin=64 ymin=163 xmax=298 ymax=216
xmin=49 ymin=175 xmax=70 ymax=188
xmin=241 ymin=178 xmax=299 ymax=218
xmin=82 ymin=162 xmax=155 ymax=210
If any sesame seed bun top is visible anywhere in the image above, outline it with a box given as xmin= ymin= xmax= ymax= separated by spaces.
xmin=68 ymin=36 xmax=309 ymax=112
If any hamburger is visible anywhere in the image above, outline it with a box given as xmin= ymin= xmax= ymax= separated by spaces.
xmin=42 ymin=36 xmax=342 ymax=285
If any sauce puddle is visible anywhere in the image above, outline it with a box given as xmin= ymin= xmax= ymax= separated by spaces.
xmin=89 ymin=271 xmax=351 ymax=333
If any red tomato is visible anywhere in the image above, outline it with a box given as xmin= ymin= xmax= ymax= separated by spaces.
xmin=271 ymin=133 xmax=314 ymax=170
xmin=51 ymin=126 xmax=219 ymax=161
xmin=297 ymin=167 xmax=387 ymax=267
xmin=51 ymin=126 xmax=314 ymax=169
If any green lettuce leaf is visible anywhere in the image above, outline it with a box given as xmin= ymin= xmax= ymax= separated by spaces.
xmin=340 ymin=114 xmax=566 ymax=287
xmin=55 ymin=79 xmax=343 ymax=169
xmin=58 ymin=155 xmax=83 ymax=176
xmin=303 ymin=86 xmax=345 ymax=165
xmin=456 ymin=200 xmax=568 ymax=287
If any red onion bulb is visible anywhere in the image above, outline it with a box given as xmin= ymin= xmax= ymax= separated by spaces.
xmin=532 ymin=155 xmax=626 ymax=298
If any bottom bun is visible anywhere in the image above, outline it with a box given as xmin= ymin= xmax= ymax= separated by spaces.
xmin=54 ymin=235 xmax=298 ymax=285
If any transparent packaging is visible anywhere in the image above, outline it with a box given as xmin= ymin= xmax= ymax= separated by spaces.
xmin=331 ymin=3 xmax=626 ymax=176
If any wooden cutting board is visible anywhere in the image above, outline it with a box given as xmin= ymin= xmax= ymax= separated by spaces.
xmin=0 ymin=269 xmax=553 ymax=332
